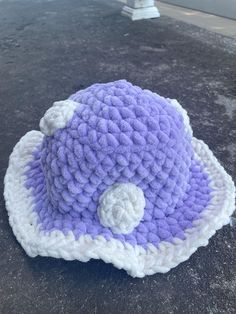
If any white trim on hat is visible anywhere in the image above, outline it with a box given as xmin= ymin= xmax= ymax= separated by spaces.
xmin=4 ymin=130 xmax=235 ymax=277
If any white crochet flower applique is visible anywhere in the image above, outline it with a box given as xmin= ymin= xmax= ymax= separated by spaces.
xmin=40 ymin=100 xmax=78 ymax=136
xmin=98 ymin=183 xmax=145 ymax=234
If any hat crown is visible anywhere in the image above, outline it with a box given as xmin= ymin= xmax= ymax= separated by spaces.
xmin=40 ymin=80 xmax=193 ymax=217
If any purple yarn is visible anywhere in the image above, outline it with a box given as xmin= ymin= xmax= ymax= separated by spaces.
xmin=25 ymin=80 xmax=212 ymax=248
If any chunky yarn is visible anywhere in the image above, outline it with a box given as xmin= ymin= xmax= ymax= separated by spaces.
xmin=25 ymin=80 xmax=211 ymax=247
xmin=98 ymin=183 xmax=145 ymax=234
xmin=5 ymin=79 xmax=235 ymax=277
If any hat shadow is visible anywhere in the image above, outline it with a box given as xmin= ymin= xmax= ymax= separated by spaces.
xmin=25 ymin=253 xmax=134 ymax=283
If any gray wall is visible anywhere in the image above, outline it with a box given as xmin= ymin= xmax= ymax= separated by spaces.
xmin=161 ymin=0 xmax=236 ymax=20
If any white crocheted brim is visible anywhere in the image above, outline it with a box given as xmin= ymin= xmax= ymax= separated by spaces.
xmin=4 ymin=131 xmax=235 ymax=277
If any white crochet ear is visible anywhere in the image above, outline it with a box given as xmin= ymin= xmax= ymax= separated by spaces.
xmin=168 ymin=99 xmax=193 ymax=136
xmin=98 ymin=183 xmax=145 ymax=234
xmin=40 ymin=100 xmax=78 ymax=136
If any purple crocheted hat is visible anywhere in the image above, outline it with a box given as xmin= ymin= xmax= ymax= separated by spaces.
xmin=4 ymin=80 xmax=235 ymax=277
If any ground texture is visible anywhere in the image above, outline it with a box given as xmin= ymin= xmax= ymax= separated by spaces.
xmin=0 ymin=0 xmax=236 ymax=313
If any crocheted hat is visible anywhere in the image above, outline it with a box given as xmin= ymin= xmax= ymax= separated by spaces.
xmin=4 ymin=80 xmax=235 ymax=277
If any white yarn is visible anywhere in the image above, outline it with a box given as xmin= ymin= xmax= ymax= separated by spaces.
xmin=39 ymin=100 xmax=78 ymax=136
xmin=153 ymin=93 xmax=192 ymax=136
xmin=4 ymin=131 xmax=235 ymax=277
xmin=168 ymin=98 xmax=193 ymax=136
xmin=98 ymin=183 xmax=145 ymax=234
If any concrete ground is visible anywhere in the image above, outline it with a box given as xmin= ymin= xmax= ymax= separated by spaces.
xmin=0 ymin=0 xmax=236 ymax=313
xmin=157 ymin=1 xmax=236 ymax=39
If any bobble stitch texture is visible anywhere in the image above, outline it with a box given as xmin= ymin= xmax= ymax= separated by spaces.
xmin=24 ymin=80 xmax=212 ymax=248
xmin=4 ymin=80 xmax=235 ymax=277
